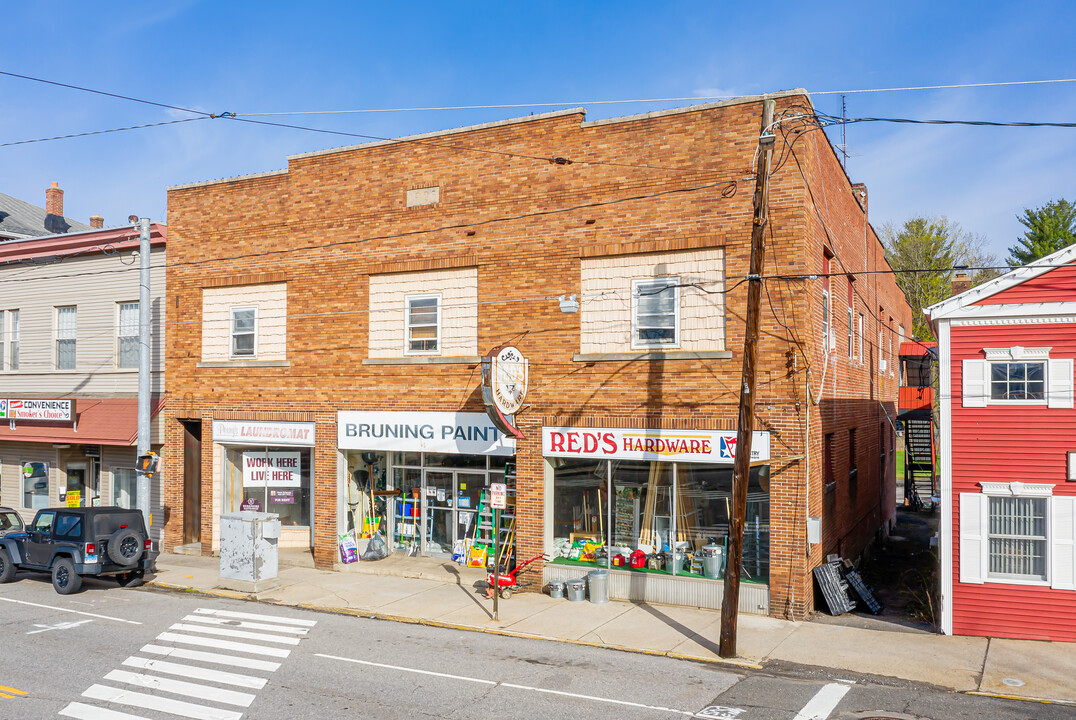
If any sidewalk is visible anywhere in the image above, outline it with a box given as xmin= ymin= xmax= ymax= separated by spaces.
xmin=149 ymin=552 xmax=1075 ymax=706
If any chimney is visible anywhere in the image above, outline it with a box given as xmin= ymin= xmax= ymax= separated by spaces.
xmin=952 ymin=271 xmax=971 ymax=296
xmin=850 ymin=182 xmax=868 ymax=212
xmin=44 ymin=182 xmax=71 ymax=235
xmin=90 ymin=214 xmax=104 ymax=229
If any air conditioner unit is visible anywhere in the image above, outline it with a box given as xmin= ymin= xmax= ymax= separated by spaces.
xmin=879 ymin=359 xmax=888 ymax=372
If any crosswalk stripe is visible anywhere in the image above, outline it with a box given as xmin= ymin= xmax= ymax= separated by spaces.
xmin=180 ymin=615 xmax=309 ymax=635
xmin=104 ymin=670 xmax=255 ymax=708
xmin=140 ymin=644 xmax=282 ymax=672
xmin=59 ymin=701 xmax=152 ymax=719
xmin=81 ymin=684 xmax=242 ymax=720
xmin=156 ymin=632 xmax=291 ymax=658
xmin=193 ymin=607 xmax=317 ymax=627
xmin=122 ymin=656 xmax=268 ymax=689
xmin=169 ymin=623 xmax=301 ymax=645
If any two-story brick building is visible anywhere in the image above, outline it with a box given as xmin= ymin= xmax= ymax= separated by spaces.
xmin=162 ymin=90 xmax=911 ymax=618
xmin=0 ymin=186 xmax=166 ymax=536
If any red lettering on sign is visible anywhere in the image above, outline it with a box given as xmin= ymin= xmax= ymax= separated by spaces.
xmin=583 ymin=432 xmax=598 ymax=453
xmin=550 ymin=432 xmax=565 ymax=452
xmin=702 ymin=440 xmax=711 ymax=453
xmin=602 ymin=433 xmax=617 ymax=453
xmin=566 ymin=432 xmax=581 ymax=453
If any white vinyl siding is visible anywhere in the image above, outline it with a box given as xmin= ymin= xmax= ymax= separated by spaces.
xmin=631 ymin=278 xmax=679 ymax=349
xmin=580 ymin=248 xmax=724 ymax=355
xmin=55 ymin=306 xmax=77 ymax=370
xmin=368 ymin=268 xmax=478 ymax=358
xmin=201 ymin=283 xmax=287 ymax=362
xmin=117 ymin=302 xmax=139 ymax=369
xmin=405 ymin=295 xmax=440 ymax=354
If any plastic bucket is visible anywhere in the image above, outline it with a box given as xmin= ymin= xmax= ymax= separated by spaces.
xmin=566 ymin=578 xmax=587 ymax=602
xmin=548 ymin=580 xmax=566 ymax=599
xmin=587 ymin=569 xmax=610 ymax=604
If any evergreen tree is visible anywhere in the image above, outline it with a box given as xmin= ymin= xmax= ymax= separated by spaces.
xmin=1007 ymin=199 xmax=1076 ymax=267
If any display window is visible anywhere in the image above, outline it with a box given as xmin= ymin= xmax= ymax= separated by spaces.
xmin=22 ymin=461 xmax=50 ymax=510
xmin=550 ymin=458 xmax=770 ymax=582
xmin=224 ymin=446 xmax=311 ymax=527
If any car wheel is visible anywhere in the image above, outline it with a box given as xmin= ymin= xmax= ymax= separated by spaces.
xmin=0 ymin=547 xmax=15 ymax=583
xmin=52 ymin=557 xmax=82 ymax=595
xmin=116 ymin=570 xmax=144 ymax=588
xmin=107 ymin=528 xmax=145 ymax=566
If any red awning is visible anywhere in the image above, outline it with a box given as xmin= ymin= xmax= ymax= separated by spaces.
xmin=0 ymin=398 xmax=164 ymax=446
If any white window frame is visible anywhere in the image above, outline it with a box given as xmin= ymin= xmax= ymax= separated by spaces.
xmin=631 ymin=277 xmax=680 ymax=350
xmin=55 ymin=305 xmax=77 ymax=370
xmin=116 ymin=301 xmax=140 ymax=370
xmin=821 ymin=288 xmax=830 ymax=352
xmin=847 ymin=303 xmax=854 ymax=360
xmin=857 ymin=313 xmax=864 ymax=365
xmin=963 ymin=347 xmax=1069 ymax=408
xmin=230 ymin=306 xmax=258 ymax=359
xmin=7 ymin=309 xmax=18 ymax=372
xmin=405 ymin=294 xmax=441 ymax=355
xmin=966 ymin=482 xmax=1056 ymax=587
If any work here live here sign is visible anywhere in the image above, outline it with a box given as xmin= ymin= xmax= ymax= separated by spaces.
xmin=542 ymin=427 xmax=770 ymax=464
xmin=242 ymin=452 xmax=301 ymax=488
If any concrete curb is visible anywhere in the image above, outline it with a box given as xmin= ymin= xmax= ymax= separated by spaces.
xmin=965 ymin=691 xmax=1076 ymax=707
xmin=144 ymin=580 xmax=763 ymax=671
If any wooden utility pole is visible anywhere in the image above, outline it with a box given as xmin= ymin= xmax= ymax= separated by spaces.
xmin=719 ymin=98 xmax=776 ymax=658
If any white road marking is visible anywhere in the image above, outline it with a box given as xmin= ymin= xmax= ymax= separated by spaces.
xmin=156 ymin=632 xmax=292 ymax=658
xmin=0 ymin=597 xmax=141 ymax=625
xmin=793 ymin=683 xmax=852 ymax=720
xmin=169 ymin=623 xmax=301 ymax=645
xmin=180 ymin=614 xmax=309 ymax=635
xmin=140 ymin=644 xmax=282 ymax=672
xmin=104 ymin=670 xmax=255 ymax=707
xmin=193 ymin=607 xmax=317 ymax=627
xmin=59 ymin=702 xmax=153 ymax=719
xmin=27 ymin=619 xmax=94 ymax=634
xmin=81 ymin=684 xmax=242 ymax=720
xmin=315 ymin=653 xmax=693 ymax=716
xmin=122 ymin=656 xmax=268 ymax=689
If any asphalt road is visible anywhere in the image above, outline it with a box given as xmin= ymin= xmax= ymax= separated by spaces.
xmin=0 ymin=569 xmax=1066 ymax=720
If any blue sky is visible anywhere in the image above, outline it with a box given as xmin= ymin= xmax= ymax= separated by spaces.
xmin=1 ymin=2 xmax=1074 ymax=262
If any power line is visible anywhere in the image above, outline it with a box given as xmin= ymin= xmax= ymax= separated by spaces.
xmin=0 ymin=117 xmax=209 ymax=148
xmin=0 ymin=70 xmax=211 ymax=117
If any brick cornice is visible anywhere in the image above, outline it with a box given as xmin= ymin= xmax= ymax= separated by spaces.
xmin=370 ymin=255 xmax=478 ymax=275
xmin=580 ymin=234 xmax=724 ymax=258
xmin=202 ymin=272 xmax=287 ymax=289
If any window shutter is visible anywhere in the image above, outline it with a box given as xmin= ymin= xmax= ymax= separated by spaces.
xmin=1048 ymin=358 xmax=1074 ymax=409
xmin=959 ymin=493 xmax=986 ymax=584
xmin=1051 ymin=496 xmax=1076 ymax=590
xmin=962 ymin=359 xmax=988 ymax=408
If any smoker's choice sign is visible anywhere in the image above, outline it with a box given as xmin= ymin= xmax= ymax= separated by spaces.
xmin=0 ymin=399 xmax=75 ymax=422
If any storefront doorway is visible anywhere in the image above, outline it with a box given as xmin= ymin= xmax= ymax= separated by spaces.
xmin=421 ymin=469 xmax=485 ymax=557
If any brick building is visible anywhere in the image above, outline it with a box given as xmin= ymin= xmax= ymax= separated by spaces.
xmin=162 ymin=90 xmax=911 ymax=618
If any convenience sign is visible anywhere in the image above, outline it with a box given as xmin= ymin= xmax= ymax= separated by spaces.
xmin=0 ymin=399 xmax=75 ymax=421
xmin=542 ymin=426 xmax=770 ymax=464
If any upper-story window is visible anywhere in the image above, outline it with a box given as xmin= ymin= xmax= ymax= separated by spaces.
xmin=632 ymin=278 xmax=679 ymax=349
xmin=230 ymin=307 xmax=257 ymax=358
xmin=846 ymin=279 xmax=855 ymax=360
xmin=8 ymin=310 xmax=18 ymax=371
xmin=822 ymin=253 xmax=832 ymax=352
xmin=406 ymin=294 xmax=441 ymax=354
xmin=56 ymin=305 xmax=77 ymax=370
xmin=963 ymin=346 xmax=1073 ymax=408
xmin=117 ymin=302 xmax=139 ymax=369
xmin=857 ymin=313 xmax=864 ymax=364
xmin=201 ymin=283 xmax=286 ymax=364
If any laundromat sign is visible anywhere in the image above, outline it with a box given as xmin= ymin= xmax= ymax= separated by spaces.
xmin=338 ymin=411 xmax=516 ymax=456
xmin=212 ymin=420 xmax=316 ymax=447
xmin=0 ymin=399 xmax=75 ymax=421
xmin=543 ymin=426 xmax=770 ymax=464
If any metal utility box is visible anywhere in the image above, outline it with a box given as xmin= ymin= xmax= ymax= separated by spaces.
xmin=218 ymin=511 xmax=281 ymax=593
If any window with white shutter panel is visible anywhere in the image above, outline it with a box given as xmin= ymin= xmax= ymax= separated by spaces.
xmin=962 ymin=359 xmax=988 ymax=408
xmin=1048 ymin=358 xmax=1074 ymax=409
xmin=959 ymin=493 xmax=987 ymax=584
xmin=1051 ymin=496 xmax=1076 ymax=590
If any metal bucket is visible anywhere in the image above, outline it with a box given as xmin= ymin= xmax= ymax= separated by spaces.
xmin=587 ymin=569 xmax=609 ymax=604
xmin=548 ymin=580 xmax=566 ymax=599
xmin=566 ymin=578 xmax=587 ymax=602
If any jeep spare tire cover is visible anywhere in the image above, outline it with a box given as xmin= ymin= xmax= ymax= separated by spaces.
xmin=108 ymin=528 xmax=145 ymax=565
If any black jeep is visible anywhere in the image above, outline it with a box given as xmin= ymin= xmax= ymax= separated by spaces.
xmin=0 ymin=507 xmax=153 ymax=594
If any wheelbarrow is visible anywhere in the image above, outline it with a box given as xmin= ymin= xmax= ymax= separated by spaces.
xmin=484 ymin=553 xmax=548 ymax=599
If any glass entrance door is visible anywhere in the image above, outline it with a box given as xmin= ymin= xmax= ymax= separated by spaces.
xmin=455 ymin=472 xmax=484 ymax=546
xmin=65 ymin=463 xmax=88 ymax=507
xmin=423 ymin=470 xmax=455 ymax=556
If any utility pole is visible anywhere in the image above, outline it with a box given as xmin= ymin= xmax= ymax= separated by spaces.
xmin=719 ymin=98 xmax=775 ymax=659
xmin=136 ymin=218 xmax=152 ymax=537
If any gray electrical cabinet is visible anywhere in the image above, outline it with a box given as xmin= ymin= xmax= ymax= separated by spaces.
xmin=218 ymin=511 xmax=282 ymax=593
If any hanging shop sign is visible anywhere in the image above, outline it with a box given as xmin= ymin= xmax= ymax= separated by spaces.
xmin=242 ymin=451 xmax=302 ymax=488
xmin=212 ymin=420 xmax=315 ymax=447
xmin=542 ymin=426 xmax=770 ymax=464
xmin=481 ymin=345 xmax=528 ymax=440
xmin=0 ymin=399 xmax=75 ymax=421
xmin=338 ymin=411 xmax=516 ymax=456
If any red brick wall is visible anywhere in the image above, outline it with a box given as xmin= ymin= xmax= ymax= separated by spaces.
xmin=162 ymin=94 xmax=911 ymax=618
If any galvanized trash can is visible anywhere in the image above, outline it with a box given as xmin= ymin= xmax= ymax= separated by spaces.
xmin=701 ymin=544 xmax=725 ymax=579
xmin=587 ymin=569 xmax=610 ymax=604
xmin=566 ymin=577 xmax=587 ymax=602
xmin=548 ymin=580 xmax=566 ymax=599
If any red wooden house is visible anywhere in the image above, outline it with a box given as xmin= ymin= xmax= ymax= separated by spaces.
xmin=928 ymin=247 xmax=1076 ymax=641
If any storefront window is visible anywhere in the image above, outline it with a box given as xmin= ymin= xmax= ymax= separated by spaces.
xmin=22 ymin=462 xmax=49 ymax=510
xmin=224 ymin=447 xmax=311 ymax=526
xmin=551 ymin=459 xmax=770 ymax=582
xmin=112 ymin=467 xmax=137 ymax=509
